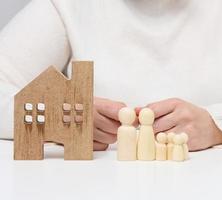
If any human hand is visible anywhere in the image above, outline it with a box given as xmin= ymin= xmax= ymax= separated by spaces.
xmin=136 ymin=98 xmax=222 ymax=151
xmin=93 ymin=97 xmax=126 ymax=151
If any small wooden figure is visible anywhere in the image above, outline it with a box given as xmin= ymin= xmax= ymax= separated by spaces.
xmin=156 ymin=132 xmax=167 ymax=161
xmin=137 ymin=108 xmax=156 ymax=161
xmin=172 ymin=134 xmax=185 ymax=162
xmin=117 ymin=107 xmax=137 ymax=161
xmin=181 ymin=132 xmax=189 ymax=160
xmin=167 ymin=132 xmax=175 ymax=160
xmin=14 ymin=61 xmax=94 ymax=160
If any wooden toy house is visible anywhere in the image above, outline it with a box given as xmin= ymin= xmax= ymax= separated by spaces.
xmin=14 ymin=61 xmax=93 ymax=160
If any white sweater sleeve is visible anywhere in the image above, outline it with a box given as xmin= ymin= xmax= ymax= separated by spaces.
xmin=0 ymin=0 xmax=71 ymax=139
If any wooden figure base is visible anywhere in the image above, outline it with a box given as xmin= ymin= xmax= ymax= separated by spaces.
xmin=14 ymin=61 xmax=94 ymax=160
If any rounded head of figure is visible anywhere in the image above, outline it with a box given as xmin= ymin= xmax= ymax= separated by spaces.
xmin=138 ymin=108 xmax=154 ymax=125
xmin=156 ymin=132 xmax=167 ymax=144
xmin=167 ymin=132 xmax=175 ymax=143
xmin=118 ymin=107 xmax=136 ymax=125
xmin=180 ymin=132 xmax=189 ymax=143
xmin=173 ymin=134 xmax=185 ymax=145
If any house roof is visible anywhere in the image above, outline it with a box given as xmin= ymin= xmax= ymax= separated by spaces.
xmin=15 ymin=66 xmax=69 ymax=98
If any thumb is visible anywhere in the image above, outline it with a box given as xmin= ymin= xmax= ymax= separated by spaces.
xmin=95 ymin=97 xmax=126 ymax=121
xmin=136 ymin=98 xmax=178 ymax=119
xmin=135 ymin=106 xmax=145 ymax=116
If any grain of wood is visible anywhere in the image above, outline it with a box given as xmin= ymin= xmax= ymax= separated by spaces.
xmin=14 ymin=61 xmax=94 ymax=160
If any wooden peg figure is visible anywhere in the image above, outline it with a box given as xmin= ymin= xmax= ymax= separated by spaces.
xmin=117 ymin=107 xmax=137 ymax=161
xmin=167 ymin=132 xmax=175 ymax=160
xmin=156 ymin=132 xmax=167 ymax=161
xmin=181 ymin=132 xmax=189 ymax=160
xmin=172 ymin=134 xmax=185 ymax=162
xmin=137 ymin=108 xmax=156 ymax=160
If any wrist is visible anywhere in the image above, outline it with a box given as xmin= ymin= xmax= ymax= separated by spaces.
xmin=212 ymin=125 xmax=222 ymax=146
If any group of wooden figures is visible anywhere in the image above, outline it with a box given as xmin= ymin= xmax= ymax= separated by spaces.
xmin=117 ymin=107 xmax=189 ymax=162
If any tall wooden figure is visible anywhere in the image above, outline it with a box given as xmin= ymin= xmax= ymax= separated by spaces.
xmin=117 ymin=107 xmax=137 ymax=161
xmin=137 ymin=108 xmax=156 ymax=160
xmin=14 ymin=61 xmax=94 ymax=160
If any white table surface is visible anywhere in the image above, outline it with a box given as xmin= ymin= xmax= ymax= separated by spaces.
xmin=1 ymin=140 xmax=222 ymax=200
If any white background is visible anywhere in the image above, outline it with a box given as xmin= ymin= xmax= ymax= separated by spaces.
xmin=0 ymin=0 xmax=29 ymax=30
xmin=1 ymin=140 xmax=222 ymax=200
